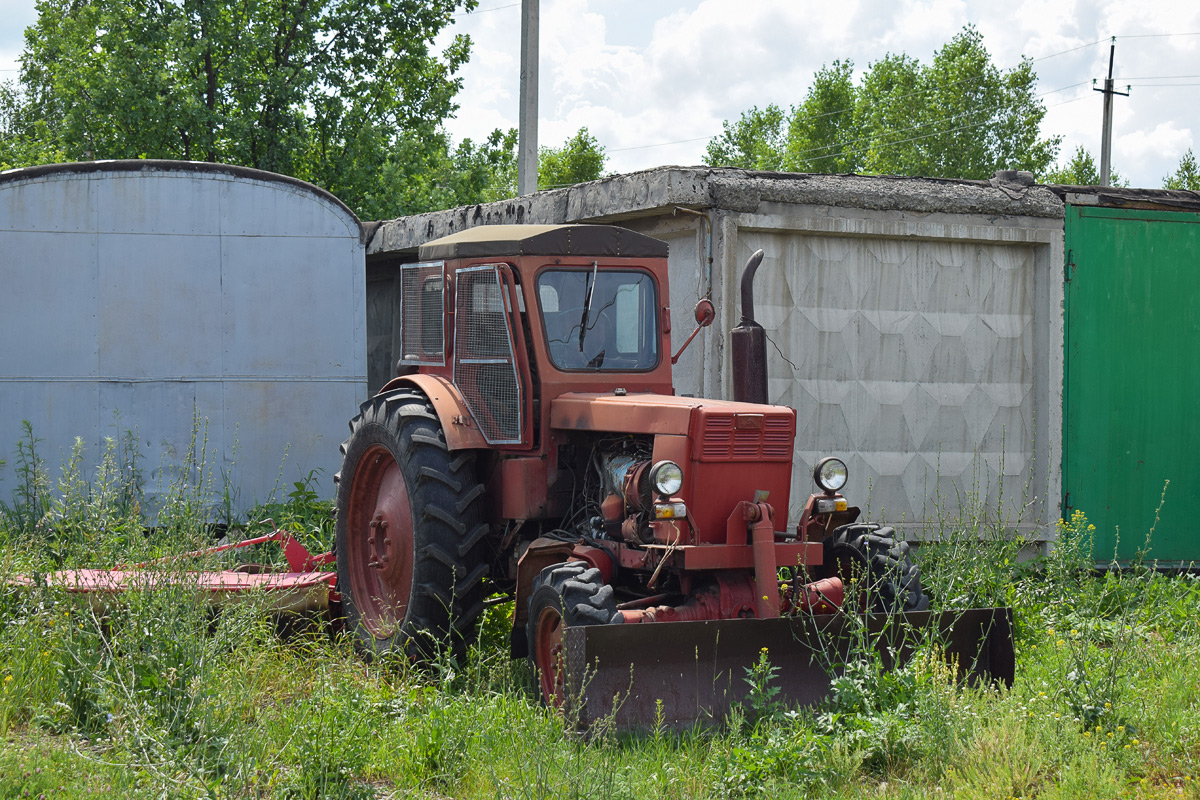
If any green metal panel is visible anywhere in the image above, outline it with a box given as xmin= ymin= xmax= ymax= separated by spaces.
xmin=1063 ymin=205 xmax=1200 ymax=563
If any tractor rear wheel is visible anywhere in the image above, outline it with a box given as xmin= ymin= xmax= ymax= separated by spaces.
xmin=822 ymin=523 xmax=929 ymax=613
xmin=526 ymin=562 xmax=619 ymax=707
xmin=335 ymin=388 xmax=489 ymax=660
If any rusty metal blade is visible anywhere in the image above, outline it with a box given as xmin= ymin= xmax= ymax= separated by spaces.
xmin=563 ymin=607 xmax=1014 ymax=732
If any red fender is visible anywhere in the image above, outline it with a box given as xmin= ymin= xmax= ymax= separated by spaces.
xmin=377 ymin=374 xmax=489 ymax=451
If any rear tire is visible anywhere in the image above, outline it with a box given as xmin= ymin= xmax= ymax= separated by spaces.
xmin=526 ymin=562 xmax=619 ymax=707
xmin=823 ymin=523 xmax=929 ymax=613
xmin=335 ymin=388 xmax=489 ymax=660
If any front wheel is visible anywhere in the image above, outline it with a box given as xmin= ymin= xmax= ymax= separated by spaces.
xmin=335 ymin=388 xmax=490 ymax=660
xmin=821 ymin=524 xmax=930 ymax=613
xmin=526 ymin=562 xmax=619 ymax=707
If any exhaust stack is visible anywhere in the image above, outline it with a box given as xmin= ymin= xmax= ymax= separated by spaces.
xmin=731 ymin=249 xmax=768 ymax=404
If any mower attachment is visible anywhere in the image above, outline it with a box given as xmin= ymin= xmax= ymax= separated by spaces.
xmin=8 ymin=530 xmax=336 ymax=614
xmin=563 ymin=607 xmax=1014 ymax=731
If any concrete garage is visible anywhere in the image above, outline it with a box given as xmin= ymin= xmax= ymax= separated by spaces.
xmin=365 ymin=167 xmax=1066 ymax=542
xmin=0 ymin=161 xmax=368 ymax=515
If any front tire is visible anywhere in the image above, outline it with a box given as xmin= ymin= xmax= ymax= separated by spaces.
xmin=335 ymin=388 xmax=489 ymax=660
xmin=822 ymin=523 xmax=930 ymax=613
xmin=526 ymin=562 xmax=619 ymax=707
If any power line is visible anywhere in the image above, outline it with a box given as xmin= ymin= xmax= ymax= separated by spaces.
xmin=1114 ymin=32 xmax=1200 ymax=39
xmin=617 ymin=33 xmax=1191 ymax=160
xmin=1114 ymin=74 xmax=1200 ymax=80
xmin=453 ymin=2 xmax=519 ymax=17
xmin=769 ymin=79 xmax=1094 ymax=163
xmin=611 ymin=78 xmax=1094 ymax=157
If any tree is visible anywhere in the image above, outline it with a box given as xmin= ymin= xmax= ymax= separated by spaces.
xmin=1163 ymin=149 xmax=1200 ymax=191
xmin=1042 ymin=145 xmax=1128 ymax=187
xmin=784 ymin=60 xmax=859 ymax=173
xmin=538 ymin=127 xmax=607 ymax=189
xmin=5 ymin=0 xmax=476 ymax=217
xmin=706 ymin=26 xmax=1061 ymax=180
xmin=704 ymin=104 xmax=787 ymax=171
xmin=0 ymin=82 xmax=64 ymax=169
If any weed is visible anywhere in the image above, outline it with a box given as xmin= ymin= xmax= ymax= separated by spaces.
xmin=742 ymin=646 xmax=784 ymax=725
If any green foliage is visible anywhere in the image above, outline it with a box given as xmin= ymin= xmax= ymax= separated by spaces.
xmin=1 ymin=0 xmax=480 ymax=218
xmin=5 ymin=422 xmax=1200 ymax=796
xmin=1163 ymin=148 xmax=1200 ymax=190
xmin=741 ymin=646 xmax=785 ymax=724
xmin=707 ymin=26 xmax=1060 ymax=179
xmin=704 ymin=104 xmax=787 ymax=171
xmin=1043 ymin=144 xmax=1129 ymax=186
xmin=539 ymin=127 xmax=607 ymax=189
xmin=785 ymin=61 xmax=859 ymax=173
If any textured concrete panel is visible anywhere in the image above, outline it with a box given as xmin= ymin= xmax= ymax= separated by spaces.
xmin=738 ymin=225 xmax=1048 ymax=537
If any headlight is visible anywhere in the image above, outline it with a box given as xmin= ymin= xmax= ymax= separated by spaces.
xmin=649 ymin=460 xmax=684 ymax=496
xmin=813 ymin=457 xmax=848 ymax=493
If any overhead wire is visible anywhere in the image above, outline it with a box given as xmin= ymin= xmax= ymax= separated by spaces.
xmin=768 ymin=79 xmax=1095 ymax=163
xmin=612 ymin=39 xmax=1112 ymax=156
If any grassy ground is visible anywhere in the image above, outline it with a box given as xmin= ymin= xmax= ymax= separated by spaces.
xmin=2 ymin=429 xmax=1200 ymax=798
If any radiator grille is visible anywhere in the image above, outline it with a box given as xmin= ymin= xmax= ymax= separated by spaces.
xmin=699 ymin=412 xmax=794 ymax=462
xmin=454 ymin=265 xmax=522 ymax=444
xmin=399 ymin=261 xmax=445 ymax=366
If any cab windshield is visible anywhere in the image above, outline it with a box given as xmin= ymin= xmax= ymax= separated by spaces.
xmin=537 ymin=268 xmax=659 ymax=371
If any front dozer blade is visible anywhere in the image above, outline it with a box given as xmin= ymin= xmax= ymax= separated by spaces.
xmin=563 ymin=608 xmax=1014 ymax=732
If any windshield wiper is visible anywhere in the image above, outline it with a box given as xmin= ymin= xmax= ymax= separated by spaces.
xmin=577 ymin=260 xmax=598 ymax=350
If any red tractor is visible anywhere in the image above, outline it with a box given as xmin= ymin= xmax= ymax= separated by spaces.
xmin=334 ymin=224 xmax=1012 ymax=728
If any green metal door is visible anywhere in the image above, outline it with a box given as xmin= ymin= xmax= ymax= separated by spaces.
xmin=1064 ymin=205 xmax=1200 ymax=563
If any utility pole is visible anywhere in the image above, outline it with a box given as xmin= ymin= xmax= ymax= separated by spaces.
xmin=1094 ymin=37 xmax=1130 ymax=187
xmin=518 ymin=0 xmax=539 ymax=195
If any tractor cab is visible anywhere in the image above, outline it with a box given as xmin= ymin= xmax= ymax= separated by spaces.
xmin=382 ymin=224 xmax=678 ymax=454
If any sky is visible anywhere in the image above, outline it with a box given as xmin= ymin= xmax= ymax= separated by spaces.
xmin=2 ymin=0 xmax=1197 ymax=188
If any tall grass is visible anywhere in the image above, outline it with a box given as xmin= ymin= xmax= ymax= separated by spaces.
xmin=3 ymin=423 xmax=1200 ymax=798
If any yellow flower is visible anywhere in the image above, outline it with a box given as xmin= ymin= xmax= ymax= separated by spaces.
xmin=1132 ymin=739 xmax=1140 ymax=745
xmin=3 ymin=675 xmax=11 ymax=683
xmin=1118 ymin=726 xmax=1125 ymax=733
xmin=1104 ymin=702 xmax=1111 ymax=708
xmin=1084 ymin=731 xmax=1091 ymax=737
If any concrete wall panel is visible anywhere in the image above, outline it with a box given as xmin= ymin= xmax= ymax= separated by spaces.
xmin=731 ymin=210 xmax=1060 ymax=538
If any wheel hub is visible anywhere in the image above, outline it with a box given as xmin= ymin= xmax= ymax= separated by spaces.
xmin=346 ymin=445 xmax=415 ymax=639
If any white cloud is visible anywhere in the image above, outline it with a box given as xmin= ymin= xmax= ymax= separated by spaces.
xmin=4 ymin=0 xmax=1198 ymax=187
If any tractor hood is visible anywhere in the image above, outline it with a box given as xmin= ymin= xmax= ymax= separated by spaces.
xmin=550 ymin=392 xmax=796 ymax=451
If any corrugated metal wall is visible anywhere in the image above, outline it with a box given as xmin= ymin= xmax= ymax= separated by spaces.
xmin=0 ymin=164 xmax=367 ymax=516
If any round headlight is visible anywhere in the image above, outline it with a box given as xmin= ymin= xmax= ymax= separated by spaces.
xmin=813 ymin=457 xmax=848 ymax=493
xmin=649 ymin=460 xmax=684 ymax=496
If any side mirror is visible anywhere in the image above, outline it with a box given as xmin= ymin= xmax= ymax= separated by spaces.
xmin=671 ymin=299 xmax=716 ymax=365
